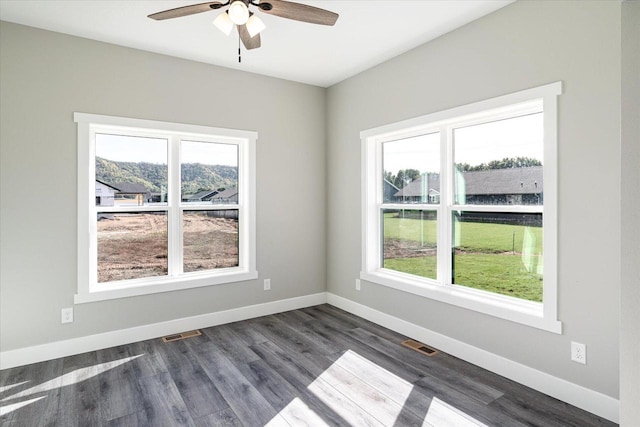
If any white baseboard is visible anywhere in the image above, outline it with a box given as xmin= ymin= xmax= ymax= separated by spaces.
xmin=0 ymin=292 xmax=327 ymax=370
xmin=326 ymin=293 xmax=619 ymax=424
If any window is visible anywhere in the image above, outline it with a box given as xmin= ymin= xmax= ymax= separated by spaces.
xmin=361 ymin=82 xmax=562 ymax=333
xmin=75 ymin=113 xmax=257 ymax=303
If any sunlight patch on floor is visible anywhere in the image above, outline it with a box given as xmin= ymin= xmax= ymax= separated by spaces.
xmin=269 ymin=349 xmax=488 ymax=426
xmin=0 ymin=395 xmax=46 ymax=416
xmin=2 ymin=354 xmax=144 ymax=401
xmin=0 ymin=381 xmax=29 ymax=393
xmin=0 ymin=354 xmax=145 ymax=416
xmin=425 ymin=397 xmax=488 ymax=427
xmin=268 ymin=397 xmax=331 ymax=427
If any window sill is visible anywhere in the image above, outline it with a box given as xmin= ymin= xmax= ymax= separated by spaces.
xmin=360 ymin=269 xmax=562 ymax=334
xmin=75 ymin=269 xmax=258 ymax=304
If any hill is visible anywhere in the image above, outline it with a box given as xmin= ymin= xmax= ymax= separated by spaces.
xmin=96 ymin=157 xmax=237 ymax=194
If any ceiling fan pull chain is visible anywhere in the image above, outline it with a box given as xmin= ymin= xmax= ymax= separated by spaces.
xmin=238 ymin=34 xmax=242 ymax=63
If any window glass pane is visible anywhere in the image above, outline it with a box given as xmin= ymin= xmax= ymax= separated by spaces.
xmin=181 ymin=141 xmax=238 ymax=205
xmin=382 ymin=133 xmax=440 ymax=204
xmin=97 ymin=212 xmax=168 ymax=282
xmin=453 ymin=113 xmax=543 ymax=206
xmin=183 ymin=210 xmax=239 ymax=273
xmin=382 ymin=209 xmax=437 ymax=280
xmin=95 ymin=134 xmax=168 ymax=207
xmin=452 ymin=211 xmax=543 ymax=302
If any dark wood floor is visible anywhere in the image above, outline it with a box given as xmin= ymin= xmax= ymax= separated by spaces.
xmin=0 ymin=304 xmax=615 ymax=426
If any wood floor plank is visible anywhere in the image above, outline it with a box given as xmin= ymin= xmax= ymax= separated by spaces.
xmin=94 ymin=345 xmax=148 ymax=422
xmin=488 ymin=393 xmax=615 ymax=427
xmin=295 ymin=313 xmax=425 ymax=384
xmin=435 ymin=353 xmax=615 ymax=426
xmin=237 ymin=359 xmax=298 ymax=410
xmin=331 ymin=348 xmax=415 ymax=407
xmin=269 ymin=395 xmax=333 ymax=427
xmin=305 ymin=375 xmax=386 ymax=427
xmin=239 ymin=358 xmax=350 ymax=427
xmin=346 ymin=327 xmax=504 ymax=404
xmin=193 ymin=407 xmax=243 ymax=427
xmin=105 ymin=410 xmax=149 ymax=427
xmin=311 ymin=304 xmax=411 ymax=343
xmin=0 ymin=358 xmax=63 ymax=426
xmin=96 ymin=339 xmax=168 ymax=381
xmin=224 ymin=320 xmax=269 ymax=347
xmin=410 ymin=375 xmax=528 ymax=427
xmin=239 ymin=358 xmax=334 ymax=426
xmin=318 ymin=360 xmax=425 ymax=426
xmin=54 ymin=352 xmax=103 ymax=427
xmin=136 ymin=372 xmax=196 ymax=426
xmin=248 ymin=315 xmax=340 ymax=358
xmin=275 ymin=307 xmax=317 ymax=323
xmin=248 ymin=340 xmax=361 ymax=426
xmin=186 ymin=339 xmax=280 ymax=426
xmin=201 ymin=323 xmax=261 ymax=366
xmin=156 ymin=339 xmax=229 ymax=420
xmin=274 ymin=311 xmax=344 ymax=356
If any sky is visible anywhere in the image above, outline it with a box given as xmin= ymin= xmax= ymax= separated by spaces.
xmin=383 ymin=112 xmax=543 ymax=175
xmin=95 ymin=134 xmax=238 ymax=166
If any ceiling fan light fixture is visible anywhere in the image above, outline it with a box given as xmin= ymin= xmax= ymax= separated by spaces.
xmin=228 ymin=1 xmax=250 ymax=25
xmin=246 ymin=14 xmax=266 ymax=37
xmin=213 ymin=12 xmax=234 ymax=35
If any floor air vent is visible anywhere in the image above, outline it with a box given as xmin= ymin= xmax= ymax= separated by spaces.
xmin=162 ymin=330 xmax=202 ymax=343
xmin=401 ymin=339 xmax=439 ymax=356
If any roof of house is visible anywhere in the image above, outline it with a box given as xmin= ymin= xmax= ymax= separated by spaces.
xmin=383 ymin=179 xmax=400 ymax=192
xmin=211 ymin=188 xmax=238 ymax=199
xmin=394 ymin=174 xmax=440 ymax=197
xmin=394 ymin=167 xmax=543 ymax=197
xmin=95 ymin=179 xmax=121 ymax=191
xmin=185 ymin=190 xmax=219 ymax=201
xmin=461 ymin=166 xmax=543 ymax=195
xmin=110 ymin=182 xmax=149 ymax=194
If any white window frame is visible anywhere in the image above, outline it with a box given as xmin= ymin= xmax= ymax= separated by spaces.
xmin=361 ymin=82 xmax=562 ymax=333
xmin=75 ymin=113 xmax=257 ymax=304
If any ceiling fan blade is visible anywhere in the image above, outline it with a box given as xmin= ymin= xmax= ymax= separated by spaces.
xmin=260 ymin=0 xmax=338 ymax=26
xmin=148 ymin=2 xmax=224 ymax=20
xmin=238 ymin=25 xmax=261 ymax=50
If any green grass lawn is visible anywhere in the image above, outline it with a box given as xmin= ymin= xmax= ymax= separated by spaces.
xmin=384 ymin=254 xmax=542 ymax=302
xmin=383 ymin=212 xmax=543 ymax=302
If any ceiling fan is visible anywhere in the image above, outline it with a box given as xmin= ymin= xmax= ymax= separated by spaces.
xmin=148 ymin=1 xmax=339 ymax=56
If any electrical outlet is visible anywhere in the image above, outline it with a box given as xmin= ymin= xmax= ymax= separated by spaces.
xmin=571 ymin=341 xmax=586 ymax=364
xmin=355 ymin=279 xmax=361 ymax=291
xmin=264 ymin=278 xmax=271 ymax=291
xmin=61 ymin=307 xmax=74 ymax=324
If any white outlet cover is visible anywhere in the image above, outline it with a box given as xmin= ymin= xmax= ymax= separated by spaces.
xmin=571 ymin=341 xmax=586 ymax=364
xmin=61 ymin=307 xmax=74 ymax=324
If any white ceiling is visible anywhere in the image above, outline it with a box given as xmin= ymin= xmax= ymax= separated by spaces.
xmin=0 ymin=0 xmax=513 ymax=87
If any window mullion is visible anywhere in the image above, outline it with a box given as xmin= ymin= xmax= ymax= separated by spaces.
xmin=87 ymin=126 xmax=98 ymax=288
xmin=168 ymin=135 xmax=182 ymax=276
xmin=440 ymin=126 xmax=453 ymax=286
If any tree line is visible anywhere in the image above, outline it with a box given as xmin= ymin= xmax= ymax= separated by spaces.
xmin=96 ymin=157 xmax=237 ymax=194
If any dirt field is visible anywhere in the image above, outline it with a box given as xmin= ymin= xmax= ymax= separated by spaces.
xmin=97 ymin=213 xmax=238 ymax=282
xmin=384 ymin=238 xmax=436 ymax=259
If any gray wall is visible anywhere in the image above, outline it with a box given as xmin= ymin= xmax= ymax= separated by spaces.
xmin=326 ymin=0 xmax=621 ymax=399
xmin=0 ymin=21 xmax=326 ymax=351
xmin=620 ymin=1 xmax=640 ymax=424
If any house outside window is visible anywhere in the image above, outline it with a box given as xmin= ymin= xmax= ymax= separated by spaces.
xmin=361 ymin=82 xmax=562 ymax=332
xmin=75 ymin=113 xmax=257 ymax=303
